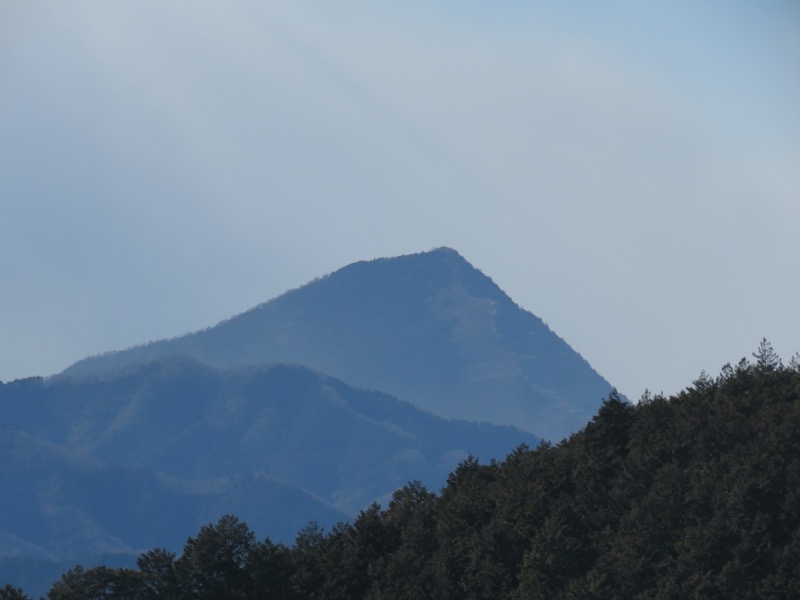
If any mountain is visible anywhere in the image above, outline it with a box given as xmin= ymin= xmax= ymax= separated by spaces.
xmin=1 ymin=247 xmax=618 ymax=592
xmin=4 ymin=358 xmax=534 ymax=514
xmin=0 ymin=358 xmax=536 ymax=593
xmin=0 ymin=424 xmax=344 ymax=556
xmin=63 ymin=248 xmax=614 ymax=441
xmin=0 ymin=417 xmax=349 ymax=596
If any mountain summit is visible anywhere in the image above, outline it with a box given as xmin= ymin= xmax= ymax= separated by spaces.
xmin=64 ymin=248 xmax=614 ymax=440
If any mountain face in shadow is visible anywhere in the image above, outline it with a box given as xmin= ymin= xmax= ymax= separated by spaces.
xmin=0 ymin=424 xmax=342 ymax=558
xmin=0 ymin=358 xmax=535 ymax=570
xmin=64 ymin=248 xmax=614 ymax=441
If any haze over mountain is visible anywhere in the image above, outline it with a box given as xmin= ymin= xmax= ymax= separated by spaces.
xmin=64 ymin=248 xmax=615 ymax=442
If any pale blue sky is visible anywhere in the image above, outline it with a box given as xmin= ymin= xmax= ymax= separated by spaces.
xmin=2 ymin=1 xmax=798 ymax=400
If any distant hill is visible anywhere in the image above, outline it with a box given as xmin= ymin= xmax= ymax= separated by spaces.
xmin=4 ymin=358 xmax=534 ymax=514
xmin=63 ymin=248 xmax=615 ymax=441
xmin=0 ymin=358 xmax=536 ymax=593
xmin=0 ymin=424 xmax=343 ymax=555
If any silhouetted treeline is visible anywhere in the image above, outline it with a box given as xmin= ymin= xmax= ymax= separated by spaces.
xmin=10 ymin=341 xmax=800 ymax=599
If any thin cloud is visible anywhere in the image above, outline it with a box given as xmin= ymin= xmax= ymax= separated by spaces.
xmin=1 ymin=1 xmax=797 ymax=399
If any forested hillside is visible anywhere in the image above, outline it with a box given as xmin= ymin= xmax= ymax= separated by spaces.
xmin=7 ymin=341 xmax=798 ymax=599
xmin=0 ymin=359 xmax=536 ymax=597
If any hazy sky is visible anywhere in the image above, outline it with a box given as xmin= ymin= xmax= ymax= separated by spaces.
xmin=2 ymin=1 xmax=799 ymax=401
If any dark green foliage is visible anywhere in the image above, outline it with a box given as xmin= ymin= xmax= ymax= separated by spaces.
xmin=46 ymin=565 xmax=140 ymax=600
xmin=246 ymin=537 xmax=295 ymax=599
xmin=22 ymin=345 xmax=800 ymax=599
xmin=370 ymin=482 xmax=439 ymax=599
xmin=136 ymin=549 xmax=177 ymax=599
xmin=0 ymin=585 xmax=30 ymax=600
xmin=176 ymin=515 xmax=255 ymax=600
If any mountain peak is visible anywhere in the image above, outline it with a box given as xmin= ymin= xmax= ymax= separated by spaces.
xmin=63 ymin=249 xmax=614 ymax=440
xmin=321 ymin=247 xmax=504 ymax=309
xmin=350 ymin=247 xmax=470 ymax=274
xmin=340 ymin=246 xmax=470 ymax=275
xmin=419 ymin=246 xmax=466 ymax=261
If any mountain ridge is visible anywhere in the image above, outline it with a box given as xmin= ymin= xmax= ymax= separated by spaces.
xmin=2 ymin=356 xmax=537 ymax=516
xmin=1 ymin=355 xmax=537 ymax=592
xmin=62 ymin=247 xmax=615 ymax=441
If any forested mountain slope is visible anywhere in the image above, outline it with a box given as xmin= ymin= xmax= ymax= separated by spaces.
xmin=0 ymin=358 xmax=535 ymax=596
xmin=21 ymin=342 xmax=799 ymax=599
xmin=62 ymin=248 xmax=614 ymax=441
xmin=1 ymin=358 xmax=535 ymax=515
